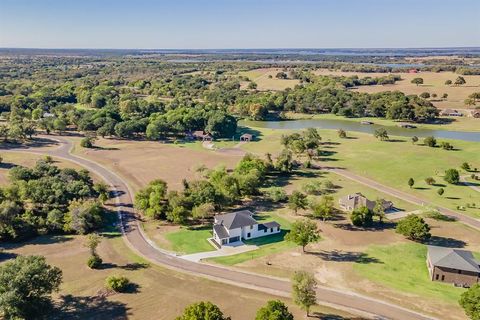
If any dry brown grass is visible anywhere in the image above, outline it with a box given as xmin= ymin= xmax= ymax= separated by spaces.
xmin=240 ymin=68 xmax=300 ymax=91
xmin=314 ymin=69 xmax=480 ymax=110
xmin=71 ymin=137 xmax=242 ymax=192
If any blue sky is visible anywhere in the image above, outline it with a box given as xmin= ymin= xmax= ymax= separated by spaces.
xmin=0 ymin=0 xmax=479 ymax=49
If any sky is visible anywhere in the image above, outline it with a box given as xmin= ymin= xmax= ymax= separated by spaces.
xmin=0 ymin=0 xmax=479 ymax=49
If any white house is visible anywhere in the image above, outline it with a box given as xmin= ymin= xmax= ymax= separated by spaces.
xmin=212 ymin=210 xmax=280 ymax=247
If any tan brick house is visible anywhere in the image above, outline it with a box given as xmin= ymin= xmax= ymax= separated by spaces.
xmin=427 ymin=245 xmax=480 ymax=287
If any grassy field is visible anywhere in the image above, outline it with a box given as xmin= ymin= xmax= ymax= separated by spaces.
xmin=353 ymin=243 xmax=465 ymax=303
xmin=285 ymin=112 xmax=480 ymax=132
xmin=239 ymin=68 xmax=300 ymax=91
xmin=241 ymin=125 xmax=480 ymax=218
xmin=314 ymin=69 xmax=480 ymax=110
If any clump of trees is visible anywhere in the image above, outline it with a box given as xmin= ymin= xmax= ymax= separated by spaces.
xmin=0 ymin=160 xmax=103 ymax=240
xmin=395 ymin=215 xmax=431 ymax=242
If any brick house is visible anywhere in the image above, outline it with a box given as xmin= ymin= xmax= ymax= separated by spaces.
xmin=427 ymin=245 xmax=480 ymax=287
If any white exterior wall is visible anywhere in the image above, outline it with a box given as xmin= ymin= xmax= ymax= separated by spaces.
xmin=242 ymin=224 xmax=280 ymax=239
xmin=227 ymin=227 xmax=241 ymax=239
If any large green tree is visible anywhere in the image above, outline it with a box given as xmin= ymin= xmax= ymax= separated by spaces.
xmin=291 ymin=271 xmax=317 ymax=317
xmin=176 ymin=301 xmax=230 ymax=320
xmin=0 ymin=255 xmax=63 ymax=319
xmin=285 ymin=219 xmax=320 ymax=252
xmin=255 ymin=300 xmax=294 ymax=320
xmin=460 ymin=284 xmax=480 ymax=320
xmin=396 ymin=215 xmax=431 ymax=242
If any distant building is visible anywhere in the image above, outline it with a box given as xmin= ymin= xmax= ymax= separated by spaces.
xmin=441 ymin=109 xmax=463 ymax=117
xmin=192 ymin=130 xmax=213 ymax=141
xmin=240 ymin=133 xmax=253 ymax=142
xmin=408 ymin=69 xmax=419 ymax=74
xmin=427 ymin=245 xmax=480 ymax=287
xmin=212 ymin=210 xmax=280 ymax=247
xmin=338 ymin=193 xmax=393 ymax=212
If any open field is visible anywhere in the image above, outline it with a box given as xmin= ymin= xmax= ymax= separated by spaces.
xmin=1 ymin=232 xmax=355 ymax=319
xmin=241 ymin=126 xmax=480 ymax=218
xmin=314 ymin=69 xmax=480 ymax=110
xmin=285 ymin=112 xmax=480 ymax=132
xmin=239 ymin=68 xmax=300 ymax=91
xmin=69 ymin=136 xmax=242 ymax=192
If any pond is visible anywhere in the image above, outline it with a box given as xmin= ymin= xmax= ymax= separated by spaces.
xmin=241 ymin=118 xmax=480 ymax=142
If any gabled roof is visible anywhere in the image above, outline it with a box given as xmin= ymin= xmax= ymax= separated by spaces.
xmin=339 ymin=193 xmax=392 ymax=211
xmin=215 ymin=210 xmax=257 ymax=230
xmin=427 ymin=245 xmax=480 ymax=273
xmin=213 ymin=224 xmax=229 ymax=239
xmin=258 ymin=221 xmax=280 ymax=230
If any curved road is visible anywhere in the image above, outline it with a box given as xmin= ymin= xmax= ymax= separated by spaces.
xmin=8 ymin=136 xmax=438 ymax=320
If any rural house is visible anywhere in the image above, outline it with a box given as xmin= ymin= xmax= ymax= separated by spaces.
xmin=212 ymin=210 xmax=280 ymax=247
xmin=471 ymin=110 xmax=480 ymax=118
xmin=339 ymin=193 xmax=393 ymax=212
xmin=240 ymin=133 xmax=253 ymax=142
xmin=427 ymin=245 xmax=480 ymax=287
xmin=440 ymin=109 xmax=463 ymax=117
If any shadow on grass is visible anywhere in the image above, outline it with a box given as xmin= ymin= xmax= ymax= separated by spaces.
xmin=2 ymin=234 xmax=74 ymax=250
xmin=53 ymin=294 xmax=130 ymax=320
xmin=98 ymin=262 xmax=150 ymax=271
xmin=333 ymin=221 xmax=396 ymax=232
xmin=244 ymin=230 xmax=288 ymax=246
xmin=310 ymin=312 xmax=366 ymax=320
xmin=0 ymin=137 xmax=60 ymax=150
xmin=0 ymin=161 xmax=16 ymax=169
xmin=427 ymin=236 xmax=467 ymax=248
xmin=0 ymin=251 xmax=17 ymax=262
xmin=310 ymin=250 xmax=382 ymax=264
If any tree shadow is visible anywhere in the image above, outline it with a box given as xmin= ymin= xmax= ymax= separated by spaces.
xmin=446 ymin=197 xmax=461 ymax=200
xmin=333 ymin=221 xmax=396 ymax=232
xmin=310 ymin=250 xmax=383 ymax=264
xmin=310 ymin=312 xmax=367 ymax=319
xmin=427 ymin=236 xmax=466 ymax=248
xmin=432 ymin=183 xmax=446 ymax=187
xmin=2 ymin=234 xmax=73 ymax=250
xmin=0 ymin=161 xmax=16 ymax=169
xmin=387 ymin=139 xmax=407 ymax=143
xmin=0 ymin=251 xmax=17 ymax=262
xmin=53 ymin=294 xmax=130 ymax=319
xmin=414 ymin=187 xmax=430 ymax=190
xmin=0 ymin=137 xmax=60 ymax=150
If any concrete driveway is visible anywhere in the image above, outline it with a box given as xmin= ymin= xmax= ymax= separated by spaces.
xmin=181 ymin=241 xmax=258 ymax=262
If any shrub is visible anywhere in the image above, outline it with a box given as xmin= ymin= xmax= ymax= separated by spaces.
xmin=424 ymin=136 xmax=437 ymax=147
xmin=459 ymin=284 xmax=480 ymax=320
xmin=440 ymin=141 xmax=454 ymax=150
xmin=87 ymin=255 xmax=103 ymax=269
xmin=350 ymin=206 xmax=373 ymax=227
xmin=105 ymin=275 xmax=130 ymax=292
xmin=80 ymin=137 xmax=95 ymax=148
xmin=425 ymin=177 xmax=436 ymax=185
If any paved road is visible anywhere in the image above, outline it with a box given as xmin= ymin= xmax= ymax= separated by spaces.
xmin=6 ymin=136 xmax=438 ymax=320
xmin=324 ymin=167 xmax=480 ymax=230
xmin=460 ymin=175 xmax=480 ymax=193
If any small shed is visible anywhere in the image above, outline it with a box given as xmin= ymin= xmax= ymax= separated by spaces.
xmin=192 ymin=130 xmax=213 ymax=141
xmin=240 ymin=133 xmax=253 ymax=142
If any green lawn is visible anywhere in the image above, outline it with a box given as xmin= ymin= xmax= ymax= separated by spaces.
xmin=207 ymin=212 xmax=296 ymax=265
xmin=354 ymin=243 xmax=466 ymax=303
xmin=164 ymin=226 xmax=215 ymax=255
xmin=239 ymin=125 xmax=480 ymax=218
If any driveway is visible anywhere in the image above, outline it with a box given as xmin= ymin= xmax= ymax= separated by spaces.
xmin=181 ymin=241 xmax=258 ymax=262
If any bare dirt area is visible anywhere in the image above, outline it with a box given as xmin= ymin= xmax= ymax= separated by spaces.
xmin=314 ymin=69 xmax=480 ymax=110
xmin=1 ymin=234 xmax=357 ymax=320
xmin=70 ymin=137 xmax=242 ymax=192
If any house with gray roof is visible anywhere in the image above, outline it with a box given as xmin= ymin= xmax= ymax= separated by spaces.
xmin=427 ymin=245 xmax=480 ymax=287
xmin=212 ymin=210 xmax=280 ymax=247
xmin=339 ymin=193 xmax=393 ymax=212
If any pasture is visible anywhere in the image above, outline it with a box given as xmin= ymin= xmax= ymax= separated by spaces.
xmin=239 ymin=68 xmax=300 ymax=91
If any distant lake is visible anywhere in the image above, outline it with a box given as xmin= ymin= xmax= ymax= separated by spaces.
xmin=241 ymin=118 xmax=480 ymax=142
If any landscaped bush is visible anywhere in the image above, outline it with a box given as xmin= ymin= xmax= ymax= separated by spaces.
xmin=105 ymin=275 xmax=130 ymax=292
xmin=350 ymin=206 xmax=373 ymax=227
xmin=80 ymin=136 xmax=95 ymax=148
xmin=87 ymin=255 xmax=103 ymax=269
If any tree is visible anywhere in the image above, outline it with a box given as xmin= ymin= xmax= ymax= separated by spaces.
xmin=350 ymin=206 xmax=373 ymax=227
xmin=408 ymin=178 xmax=415 ymax=188
xmin=53 ymin=118 xmax=67 ymax=134
xmin=80 ymin=136 xmax=96 ymax=148
xmin=411 ymin=78 xmax=424 ymax=86
xmin=64 ymin=200 xmax=103 ymax=234
xmin=337 ymin=129 xmax=347 ymax=139
xmin=134 ymin=179 xmax=168 ymax=219
xmin=105 ymin=275 xmax=130 ymax=292
xmin=442 ymin=93 xmax=448 ymax=99
xmin=461 ymin=162 xmax=471 ymax=172
xmin=411 ymin=136 xmax=418 ymax=144
xmin=288 ymin=191 xmax=308 ymax=215
xmin=454 ymin=76 xmax=466 ymax=86
xmin=276 ymin=72 xmax=288 ymax=79
xmin=444 ymin=168 xmax=460 ymax=184
xmin=419 ymin=92 xmax=430 ymax=99
xmin=425 ymin=177 xmax=436 ymax=185
xmin=192 ymin=203 xmax=215 ymax=221
xmin=285 ymin=219 xmax=320 ymax=252
xmin=85 ymin=233 xmax=103 ymax=269
xmin=396 ymin=215 xmax=431 ymax=242
xmin=0 ymin=255 xmax=62 ymax=319
xmin=291 ymin=271 xmax=317 ymax=317
xmin=424 ymin=136 xmax=437 ymax=147
xmin=445 ymin=80 xmax=452 ymax=86
xmin=310 ymin=195 xmax=334 ymax=221
xmin=373 ymin=199 xmax=386 ymax=223
xmin=373 ymin=128 xmax=389 ymax=141
xmin=176 ymin=301 xmax=230 ymax=320
xmin=459 ymin=284 xmax=480 ymax=320
xmin=437 ymin=188 xmax=445 ymax=196
xmin=255 ymin=300 xmax=294 ymax=320
xmin=94 ymin=182 xmax=109 ymax=203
